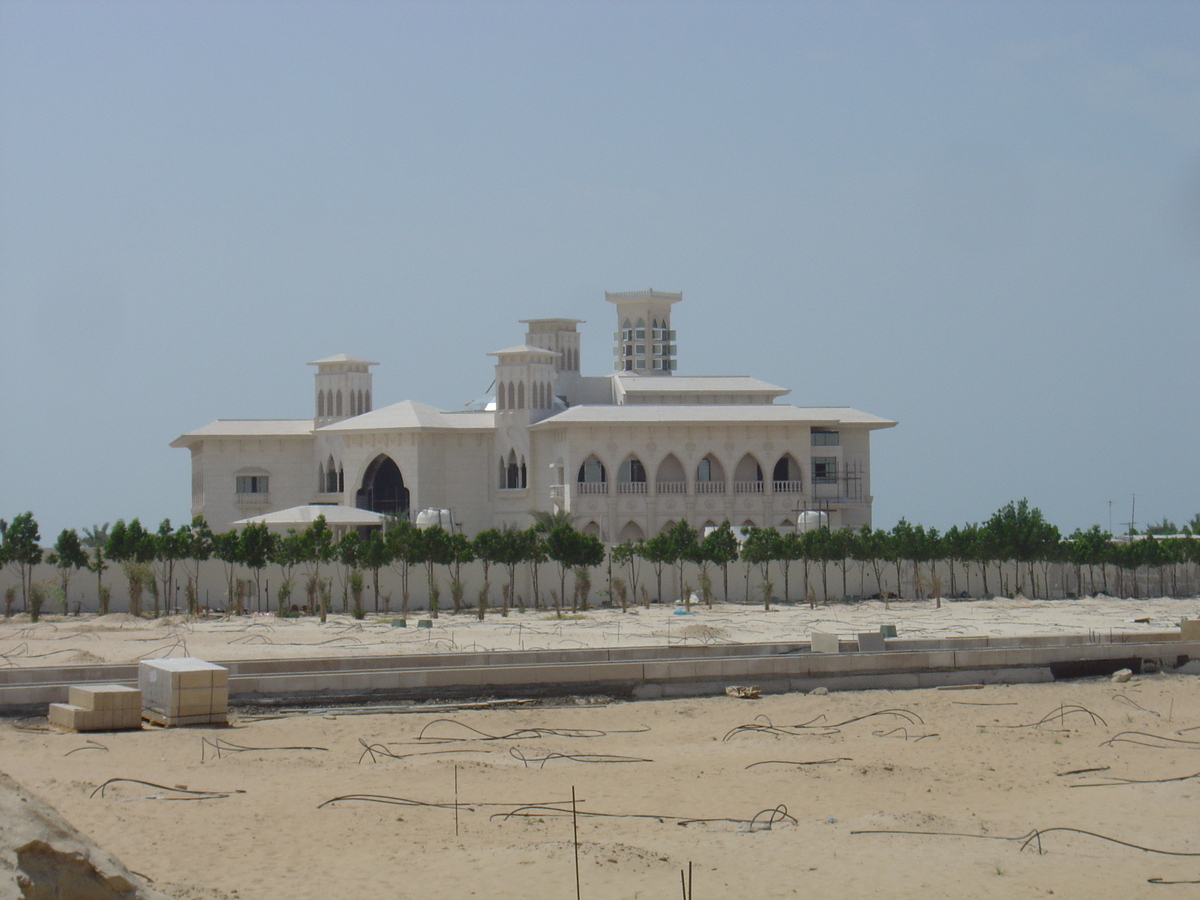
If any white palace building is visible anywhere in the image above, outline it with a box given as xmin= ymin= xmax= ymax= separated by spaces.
xmin=172 ymin=291 xmax=896 ymax=539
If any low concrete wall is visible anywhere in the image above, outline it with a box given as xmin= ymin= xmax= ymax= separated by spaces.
xmin=2 ymin=634 xmax=1196 ymax=714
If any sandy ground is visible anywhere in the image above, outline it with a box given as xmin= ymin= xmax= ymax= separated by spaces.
xmin=2 ymin=594 xmax=1199 ymax=667
xmin=3 ymin=597 xmax=1200 ymax=899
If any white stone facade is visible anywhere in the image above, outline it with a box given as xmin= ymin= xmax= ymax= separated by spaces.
xmin=172 ymin=291 xmax=896 ymax=535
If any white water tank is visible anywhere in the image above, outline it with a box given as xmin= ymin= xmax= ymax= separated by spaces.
xmin=415 ymin=508 xmax=460 ymax=532
xmin=795 ymin=511 xmax=829 ymax=532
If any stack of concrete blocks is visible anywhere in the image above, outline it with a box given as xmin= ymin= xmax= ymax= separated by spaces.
xmin=48 ymin=685 xmax=142 ymax=732
xmin=139 ymin=658 xmax=229 ymax=727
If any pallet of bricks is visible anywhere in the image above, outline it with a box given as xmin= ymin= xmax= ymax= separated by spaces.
xmin=49 ymin=685 xmax=142 ymax=732
xmin=139 ymin=658 xmax=229 ymax=727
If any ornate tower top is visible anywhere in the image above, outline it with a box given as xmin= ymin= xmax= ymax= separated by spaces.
xmin=606 ymin=289 xmax=680 ymax=375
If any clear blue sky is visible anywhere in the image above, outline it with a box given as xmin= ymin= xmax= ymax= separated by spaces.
xmin=2 ymin=1 xmax=1197 ymax=540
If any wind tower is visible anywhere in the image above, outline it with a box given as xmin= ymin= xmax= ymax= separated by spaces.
xmin=606 ymin=289 xmax=680 ymax=375
xmin=309 ymin=354 xmax=378 ymax=424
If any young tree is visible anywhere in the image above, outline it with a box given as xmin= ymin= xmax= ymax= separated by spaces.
xmin=640 ymin=529 xmax=678 ymax=605
xmin=446 ymin=531 xmax=475 ymax=613
xmin=666 ymin=520 xmax=701 ymax=608
xmin=153 ymin=519 xmax=189 ymax=616
xmin=387 ymin=519 xmax=421 ymax=619
xmin=473 ymin=527 xmax=505 ymax=618
xmin=47 ymin=528 xmax=88 ymax=616
xmin=335 ymin=531 xmax=362 ymax=613
xmin=271 ymin=529 xmax=305 ymax=614
xmin=3 ymin=512 xmax=42 ymax=612
xmin=210 ymin=530 xmax=243 ymax=615
xmin=105 ymin=519 xmax=156 ymax=616
xmin=544 ymin=523 xmax=582 ymax=613
xmin=300 ymin=515 xmax=335 ymax=622
xmin=610 ymin=539 xmax=645 ymax=609
xmin=739 ymin=526 xmax=779 ymax=610
xmin=358 ymin=528 xmax=394 ymax=613
xmin=702 ymin=522 xmax=739 ymax=604
xmin=241 ymin=522 xmax=277 ymax=613
xmin=183 ymin=516 xmax=213 ymax=613
xmin=80 ymin=523 xmax=110 ymax=613
xmin=492 ymin=526 xmax=531 ymax=616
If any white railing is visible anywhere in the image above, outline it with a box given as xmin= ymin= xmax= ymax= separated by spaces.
xmin=655 ymin=481 xmax=687 ymax=494
xmin=733 ymin=481 xmax=764 ymax=494
xmin=549 ymin=485 xmax=565 ymax=502
xmin=576 ymin=482 xmax=609 ymax=495
xmin=617 ymin=482 xmax=648 ymax=494
xmin=236 ymin=493 xmax=270 ymax=506
xmin=772 ymin=480 xmax=804 ymax=493
xmin=695 ymin=481 xmax=726 ymax=494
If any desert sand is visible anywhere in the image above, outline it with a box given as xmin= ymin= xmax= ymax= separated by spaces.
xmin=3 ymin=596 xmax=1200 ymax=899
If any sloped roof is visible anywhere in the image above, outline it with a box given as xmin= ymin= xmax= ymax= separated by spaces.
xmin=318 ymin=400 xmax=494 ymax=432
xmin=232 ymin=505 xmax=387 ymax=528
xmin=614 ymin=375 xmax=788 ymax=396
xmin=486 ymin=344 xmax=560 ymax=358
xmin=307 ymin=354 xmax=380 ymax=366
xmin=530 ymin=405 xmax=897 ymax=429
xmin=170 ymin=419 xmax=314 ymax=447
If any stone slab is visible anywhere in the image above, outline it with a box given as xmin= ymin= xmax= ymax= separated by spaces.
xmin=857 ymin=632 xmax=887 ymax=652
xmin=810 ymin=632 xmax=840 ymax=654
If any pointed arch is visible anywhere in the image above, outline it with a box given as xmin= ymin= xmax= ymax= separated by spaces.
xmin=772 ymin=453 xmax=802 ymax=492
xmin=520 ymin=455 xmax=527 ymax=489
xmin=696 ymin=454 xmax=726 ymax=493
xmin=497 ymin=382 xmax=506 ymax=410
xmin=365 ymin=390 xmax=371 ymax=412
xmin=661 ymin=519 xmax=677 ymax=534
xmin=617 ymin=521 xmax=644 ymax=543
xmin=357 ymin=389 xmax=364 ymax=415
xmin=742 ymin=519 xmax=757 ymax=529
xmin=356 ymin=454 xmax=409 ymax=516
xmin=317 ymin=392 xmax=325 ymax=417
xmin=577 ymin=454 xmax=607 ymax=493
xmin=317 ymin=462 xmax=325 ymax=492
xmin=335 ymin=389 xmax=343 ymax=417
xmin=338 ymin=466 xmax=344 ymax=493
xmin=655 ymin=453 xmax=686 ymax=493
xmin=498 ymin=457 xmax=506 ymax=489
xmin=517 ymin=381 xmax=525 ymax=409
xmin=325 ymin=455 xmax=338 ymax=493
xmin=733 ymin=454 xmax=764 ymax=493
xmin=582 ymin=521 xmax=601 ymax=539
xmin=617 ymin=455 xmax=647 ymax=494
xmin=508 ymin=381 xmax=516 ymax=410
xmin=506 ymin=450 xmax=520 ymax=489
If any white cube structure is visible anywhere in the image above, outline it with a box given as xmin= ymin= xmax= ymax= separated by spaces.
xmin=139 ymin=658 xmax=229 ymax=727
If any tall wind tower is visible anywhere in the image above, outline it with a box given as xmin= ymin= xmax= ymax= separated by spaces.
xmin=606 ymin=289 xmax=680 ymax=375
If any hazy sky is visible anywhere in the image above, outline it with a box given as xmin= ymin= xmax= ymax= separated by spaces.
xmin=2 ymin=0 xmax=1197 ymax=541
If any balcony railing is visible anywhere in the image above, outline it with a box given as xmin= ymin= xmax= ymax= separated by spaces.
xmin=549 ymin=485 xmax=566 ymax=502
xmin=733 ymin=481 xmax=764 ymax=494
xmin=576 ymin=482 xmax=609 ymax=495
xmin=655 ymin=481 xmax=687 ymax=494
xmin=236 ymin=492 xmax=270 ymax=506
xmin=616 ymin=482 xmax=647 ymax=495
xmin=695 ymin=481 xmax=726 ymax=494
xmin=772 ymin=480 xmax=804 ymax=493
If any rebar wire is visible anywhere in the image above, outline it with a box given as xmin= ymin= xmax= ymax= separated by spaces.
xmin=89 ymin=778 xmax=245 ymax=800
xmin=990 ymin=705 xmax=1107 ymax=730
xmin=64 ymin=740 xmax=108 ymax=756
xmin=136 ymin=639 xmax=188 ymax=660
xmin=357 ymin=739 xmax=491 ymax=764
xmin=1056 ymin=766 xmax=1110 ymax=777
xmin=508 ymin=748 xmax=653 ymax=768
xmin=318 ymin=793 xmax=467 ymax=811
xmin=201 ymin=737 xmax=329 ymax=762
xmin=1101 ymin=731 xmax=1200 ymax=750
xmin=723 ymin=709 xmax=923 ymax=741
xmin=951 ymin=701 xmax=1019 ymax=706
xmin=1018 ymin=828 xmax=1200 ymax=857
xmin=492 ymin=802 xmax=797 ymax=832
xmin=1069 ymin=770 xmax=1200 ymax=788
xmin=1148 ymin=877 xmax=1200 ymax=884
xmin=872 ymin=727 xmax=940 ymax=742
xmin=853 ymin=825 xmax=1200 ymax=858
xmin=416 ymin=718 xmax=650 ymax=743
xmin=1113 ymin=694 xmax=1161 ymax=717
xmin=744 ymin=758 xmax=851 ymax=769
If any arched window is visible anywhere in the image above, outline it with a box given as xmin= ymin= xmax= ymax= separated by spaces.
xmin=317 ymin=392 xmax=325 ymax=417
xmin=357 ymin=390 xmax=364 ymax=415
xmin=621 ymin=318 xmax=633 ymax=341
xmin=335 ymin=390 xmax=343 ymax=416
xmin=498 ymin=457 xmax=506 ymax=489
xmin=517 ymin=381 xmax=525 ymax=409
xmin=506 ymin=450 xmax=520 ymax=489
xmin=577 ymin=455 xmax=606 ymax=484
xmin=734 ymin=454 xmax=763 ymax=493
xmin=772 ymin=454 xmax=802 ymax=492
xmin=583 ymin=521 xmax=601 ymax=539
xmin=326 ymin=455 xmax=338 ymax=493
xmin=520 ymin=456 xmax=527 ymax=489
xmin=365 ymin=390 xmax=371 ymax=412
xmin=508 ymin=381 xmax=516 ymax=410
xmin=617 ymin=521 xmax=644 ymax=543
xmin=338 ymin=466 xmax=344 ymax=493
xmin=635 ymin=318 xmax=645 ymax=340
xmin=497 ymin=382 xmax=506 ymax=410
xmin=618 ymin=457 xmax=646 ymax=483
xmin=655 ymin=454 xmax=686 ymax=493
xmin=317 ymin=463 xmax=325 ymax=492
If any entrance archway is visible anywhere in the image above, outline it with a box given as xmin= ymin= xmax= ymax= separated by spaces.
xmin=357 ymin=455 xmax=410 ymax=517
